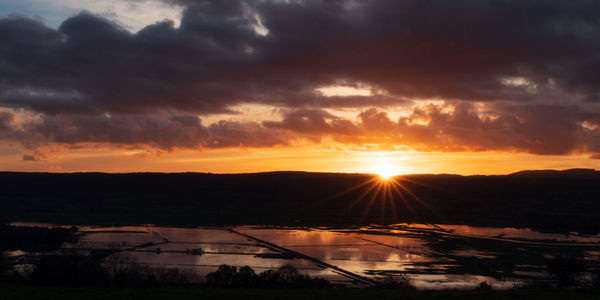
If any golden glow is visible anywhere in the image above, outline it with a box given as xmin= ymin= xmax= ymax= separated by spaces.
xmin=371 ymin=164 xmax=400 ymax=180
xmin=2 ymin=143 xmax=600 ymax=174
xmin=368 ymin=157 xmax=402 ymax=180
xmin=315 ymin=85 xmax=372 ymax=97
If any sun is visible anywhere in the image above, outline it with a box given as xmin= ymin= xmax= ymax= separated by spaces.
xmin=370 ymin=164 xmax=400 ymax=180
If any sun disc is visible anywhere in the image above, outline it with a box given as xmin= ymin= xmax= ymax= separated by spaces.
xmin=371 ymin=164 xmax=399 ymax=180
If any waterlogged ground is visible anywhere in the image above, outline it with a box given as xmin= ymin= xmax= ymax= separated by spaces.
xmin=8 ymin=223 xmax=600 ymax=289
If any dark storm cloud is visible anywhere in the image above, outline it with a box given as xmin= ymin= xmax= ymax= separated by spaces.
xmin=0 ymin=110 xmax=289 ymax=150
xmin=263 ymin=109 xmax=358 ymax=136
xmin=22 ymin=155 xmax=39 ymax=161
xmin=2 ymin=0 xmax=600 ymax=115
xmin=1 ymin=0 xmax=600 ymax=156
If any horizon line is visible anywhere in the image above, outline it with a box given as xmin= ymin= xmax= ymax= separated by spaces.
xmin=0 ymin=168 xmax=597 ymax=177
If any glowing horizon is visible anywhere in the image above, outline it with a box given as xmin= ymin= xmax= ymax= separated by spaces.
xmin=1 ymin=144 xmax=598 ymax=175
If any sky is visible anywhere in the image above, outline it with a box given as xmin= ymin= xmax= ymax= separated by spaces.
xmin=1 ymin=0 xmax=600 ymax=175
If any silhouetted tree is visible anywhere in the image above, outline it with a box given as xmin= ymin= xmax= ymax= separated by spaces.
xmin=206 ymin=265 xmax=239 ymax=287
xmin=206 ymin=264 xmax=331 ymax=288
xmin=476 ymin=281 xmax=492 ymax=291
xmin=379 ymin=274 xmax=413 ymax=289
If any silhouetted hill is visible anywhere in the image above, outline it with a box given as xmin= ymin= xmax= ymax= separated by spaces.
xmin=0 ymin=170 xmax=599 ymax=233
xmin=509 ymin=168 xmax=599 ymax=177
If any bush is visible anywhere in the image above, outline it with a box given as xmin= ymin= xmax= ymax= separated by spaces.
xmin=476 ymin=281 xmax=492 ymax=291
xmin=206 ymin=264 xmax=331 ymax=288
xmin=379 ymin=274 xmax=413 ymax=289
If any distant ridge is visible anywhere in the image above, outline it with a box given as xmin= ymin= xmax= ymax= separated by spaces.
xmin=0 ymin=168 xmax=598 ymax=177
xmin=1 ymin=168 xmax=599 ymax=233
xmin=509 ymin=168 xmax=598 ymax=176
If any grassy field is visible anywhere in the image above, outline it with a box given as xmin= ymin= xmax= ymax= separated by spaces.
xmin=1 ymin=285 xmax=600 ymax=300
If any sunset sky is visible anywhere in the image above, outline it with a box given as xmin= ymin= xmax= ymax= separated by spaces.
xmin=1 ymin=0 xmax=600 ymax=174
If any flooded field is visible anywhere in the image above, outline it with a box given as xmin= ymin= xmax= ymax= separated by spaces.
xmin=7 ymin=222 xmax=600 ymax=289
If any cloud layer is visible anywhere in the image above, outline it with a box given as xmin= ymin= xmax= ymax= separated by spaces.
xmin=2 ymin=102 xmax=599 ymax=160
xmin=1 ymin=0 xmax=600 ymax=159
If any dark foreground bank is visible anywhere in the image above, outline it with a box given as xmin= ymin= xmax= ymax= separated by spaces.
xmin=2 ymin=284 xmax=600 ymax=300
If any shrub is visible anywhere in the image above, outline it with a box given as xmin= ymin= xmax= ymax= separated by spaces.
xmin=379 ymin=274 xmax=413 ymax=289
xmin=476 ymin=281 xmax=492 ymax=291
xmin=206 ymin=264 xmax=331 ymax=288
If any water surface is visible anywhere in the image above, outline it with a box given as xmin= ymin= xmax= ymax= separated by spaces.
xmin=10 ymin=222 xmax=600 ymax=289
